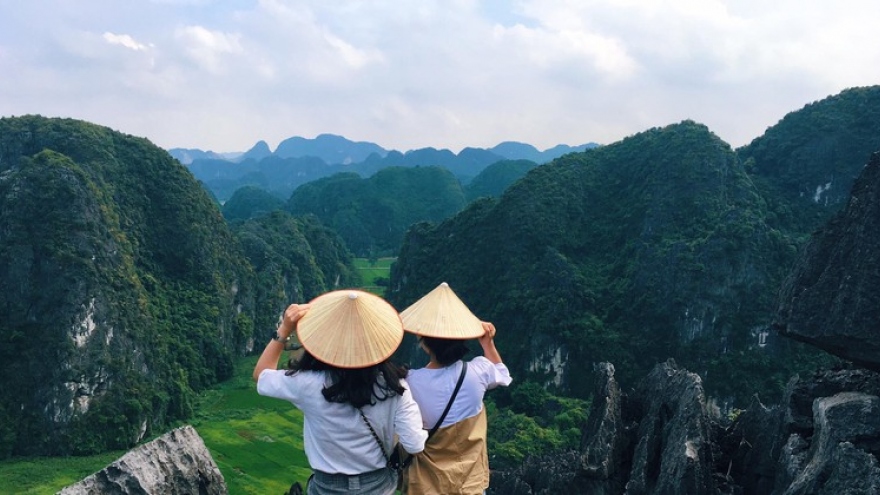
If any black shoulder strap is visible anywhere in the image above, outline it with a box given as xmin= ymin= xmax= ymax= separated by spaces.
xmin=398 ymin=362 xmax=469 ymax=470
xmin=427 ymin=361 xmax=468 ymax=439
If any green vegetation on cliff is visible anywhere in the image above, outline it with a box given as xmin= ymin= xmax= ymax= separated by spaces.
xmin=0 ymin=116 xmax=357 ymax=460
xmin=389 ymin=120 xmax=835 ymax=402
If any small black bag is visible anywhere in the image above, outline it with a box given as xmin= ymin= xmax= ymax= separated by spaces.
xmin=387 ymin=442 xmax=410 ymax=470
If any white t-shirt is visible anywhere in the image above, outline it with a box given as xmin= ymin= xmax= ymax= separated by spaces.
xmin=407 ymin=356 xmax=513 ymax=429
xmin=257 ymin=369 xmax=427 ymax=474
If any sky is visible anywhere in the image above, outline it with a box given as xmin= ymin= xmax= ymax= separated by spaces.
xmin=2 ymin=0 xmax=879 ymax=155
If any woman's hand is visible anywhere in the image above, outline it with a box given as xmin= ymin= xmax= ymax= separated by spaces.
xmin=278 ymin=303 xmax=311 ymax=339
xmin=254 ymin=302 xmax=310 ymax=382
xmin=477 ymin=321 xmax=496 ymax=346
xmin=478 ymin=321 xmax=503 ymax=364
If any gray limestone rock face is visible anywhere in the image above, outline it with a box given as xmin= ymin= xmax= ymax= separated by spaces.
xmin=781 ymin=392 xmax=880 ymax=495
xmin=820 ymin=441 xmax=880 ymax=495
xmin=57 ymin=425 xmax=227 ymax=495
xmin=625 ymin=359 xmax=719 ymax=495
xmin=775 ymin=151 xmax=880 ymax=370
xmin=578 ymin=362 xmax=632 ymax=495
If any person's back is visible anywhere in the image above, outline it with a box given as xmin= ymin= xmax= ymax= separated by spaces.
xmin=399 ymin=282 xmax=512 ymax=495
xmin=258 ymin=357 xmax=426 ymax=478
xmin=406 ymin=342 xmax=511 ymax=494
xmin=254 ymin=290 xmax=427 ymax=494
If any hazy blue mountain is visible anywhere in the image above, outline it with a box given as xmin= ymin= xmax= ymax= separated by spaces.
xmin=168 ymin=147 xmax=243 ymax=164
xmin=490 ymin=141 xmax=599 ymax=163
xmin=274 ymin=133 xmax=388 ymax=164
xmin=238 ymin=140 xmax=272 ymax=162
xmin=176 ymin=136 xmax=597 ymax=201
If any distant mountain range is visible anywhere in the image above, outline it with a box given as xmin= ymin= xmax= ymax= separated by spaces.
xmin=169 ymin=135 xmax=599 ymax=202
xmin=169 ymin=134 xmax=598 ymax=167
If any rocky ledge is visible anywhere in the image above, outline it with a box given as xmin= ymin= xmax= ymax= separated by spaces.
xmin=57 ymin=425 xmax=227 ymax=495
xmin=775 ymin=151 xmax=880 ymax=371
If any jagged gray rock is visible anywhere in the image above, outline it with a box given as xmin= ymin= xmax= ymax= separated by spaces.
xmin=579 ymin=362 xmax=631 ymax=495
xmin=720 ymin=395 xmax=786 ymax=494
xmin=775 ymin=151 xmax=880 ymax=371
xmin=490 ymin=360 xmax=722 ymax=495
xmin=781 ymin=392 xmax=880 ymax=495
xmin=822 ymin=442 xmax=880 ymax=494
xmin=625 ymin=359 xmax=719 ymax=495
xmin=57 ymin=425 xmax=227 ymax=495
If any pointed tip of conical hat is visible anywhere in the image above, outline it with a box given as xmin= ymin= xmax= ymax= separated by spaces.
xmin=296 ymin=290 xmax=403 ymax=368
xmin=400 ymin=282 xmax=483 ymax=339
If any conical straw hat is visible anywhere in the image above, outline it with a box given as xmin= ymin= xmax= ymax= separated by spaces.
xmin=296 ymin=290 xmax=404 ymax=369
xmin=400 ymin=282 xmax=483 ymax=339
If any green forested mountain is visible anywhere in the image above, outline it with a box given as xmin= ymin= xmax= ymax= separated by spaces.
xmin=230 ymin=210 xmax=360 ymax=338
xmin=4 ymin=85 xmax=878 ymax=464
xmin=389 ymin=120 xmax=834 ymax=402
xmin=0 ymin=116 xmax=355 ymax=459
xmin=465 ymin=159 xmax=539 ymax=201
xmin=739 ymin=86 xmax=880 ymax=233
xmin=286 ymin=166 xmax=468 ymax=257
xmin=222 ymin=185 xmax=285 ymax=221
xmin=220 ymin=158 xmax=535 ymax=256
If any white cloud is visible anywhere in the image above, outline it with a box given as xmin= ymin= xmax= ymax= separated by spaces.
xmin=175 ymin=25 xmax=243 ymax=74
xmin=102 ymin=32 xmax=150 ymax=52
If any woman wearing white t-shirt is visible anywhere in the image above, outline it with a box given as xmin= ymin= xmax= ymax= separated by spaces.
xmin=400 ymin=283 xmax=513 ymax=495
xmin=254 ymin=290 xmax=428 ymax=495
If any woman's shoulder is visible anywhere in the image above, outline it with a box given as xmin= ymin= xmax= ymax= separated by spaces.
xmin=467 ymin=356 xmax=493 ymax=370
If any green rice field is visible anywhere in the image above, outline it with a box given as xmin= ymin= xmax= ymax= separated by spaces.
xmin=354 ymin=257 xmax=395 ymax=295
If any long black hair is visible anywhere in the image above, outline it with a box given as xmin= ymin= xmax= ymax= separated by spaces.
xmin=285 ymin=351 xmax=407 ymax=408
xmin=421 ymin=337 xmax=469 ymax=366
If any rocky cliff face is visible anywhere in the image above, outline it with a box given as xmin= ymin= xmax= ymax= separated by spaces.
xmin=0 ymin=116 xmax=256 ymax=458
xmin=490 ymin=363 xmax=880 ymax=495
xmin=58 ymin=425 xmax=227 ymax=495
xmin=490 ymin=360 xmax=725 ymax=494
xmin=774 ymin=152 xmax=880 ymax=371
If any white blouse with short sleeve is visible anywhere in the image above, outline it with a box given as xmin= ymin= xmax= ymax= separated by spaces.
xmin=257 ymin=369 xmax=427 ymax=474
xmin=406 ymin=356 xmax=513 ymax=429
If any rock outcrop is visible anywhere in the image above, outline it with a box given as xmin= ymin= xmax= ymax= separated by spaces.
xmin=725 ymin=367 xmax=880 ymax=495
xmin=490 ymin=360 xmax=722 ymax=494
xmin=774 ymin=151 xmax=880 ymax=371
xmin=57 ymin=425 xmax=227 ymax=495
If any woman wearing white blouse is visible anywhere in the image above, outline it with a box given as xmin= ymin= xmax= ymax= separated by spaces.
xmin=400 ymin=283 xmax=513 ymax=495
xmin=254 ymin=291 xmax=428 ymax=495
